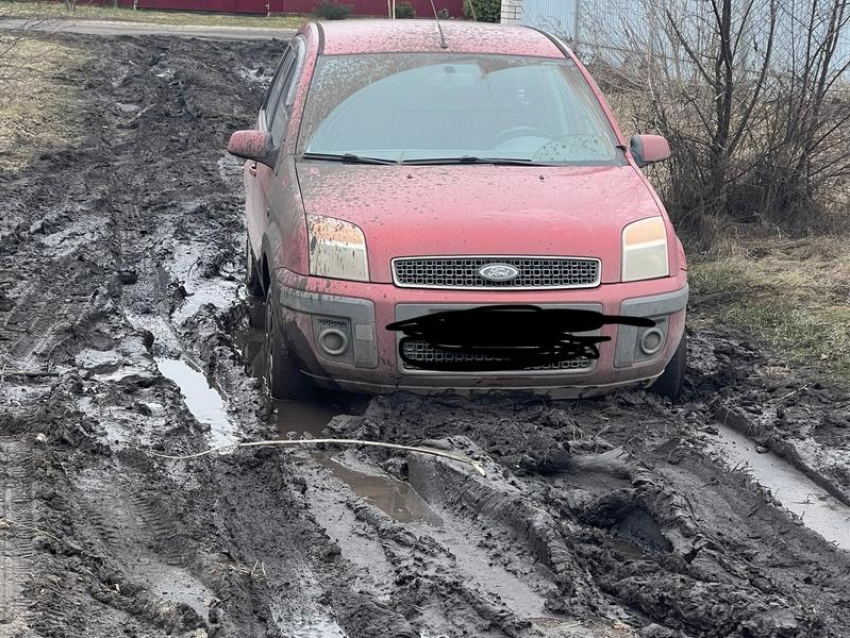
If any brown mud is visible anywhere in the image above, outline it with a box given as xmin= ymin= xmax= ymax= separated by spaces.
xmin=1 ymin=34 xmax=850 ymax=638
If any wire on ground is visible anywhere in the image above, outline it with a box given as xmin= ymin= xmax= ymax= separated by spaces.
xmin=146 ymin=438 xmax=487 ymax=477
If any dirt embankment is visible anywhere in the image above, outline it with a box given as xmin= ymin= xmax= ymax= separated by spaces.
xmin=1 ymin=34 xmax=850 ymax=638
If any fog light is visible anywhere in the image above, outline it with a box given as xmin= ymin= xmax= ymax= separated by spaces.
xmin=318 ymin=328 xmax=349 ymax=356
xmin=640 ymin=328 xmax=664 ymax=356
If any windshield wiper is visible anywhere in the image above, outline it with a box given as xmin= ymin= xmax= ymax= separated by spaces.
xmin=301 ymin=152 xmax=398 ymax=165
xmin=301 ymin=153 xmax=547 ymax=167
xmin=401 ymin=156 xmax=546 ymax=166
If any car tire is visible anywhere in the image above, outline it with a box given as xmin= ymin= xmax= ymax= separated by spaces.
xmin=263 ymin=281 xmax=314 ymax=401
xmin=650 ymin=332 xmax=686 ymax=402
xmin=245 ymin=237 xmax=265 ymax=298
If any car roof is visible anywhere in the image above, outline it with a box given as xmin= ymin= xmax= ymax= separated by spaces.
xmin=315 ymin=19 xmax=567 ymax=58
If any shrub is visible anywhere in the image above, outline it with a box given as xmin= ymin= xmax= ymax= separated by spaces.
xmin=313 ymin=0 xmax=352 ymax=20
xmin=588 ymin=0 xmax=850 ymax=239
xmin=463 ymin=0 xmax=500 ymax=22
xmin=395 ymin=1 xmax=415 ymax=18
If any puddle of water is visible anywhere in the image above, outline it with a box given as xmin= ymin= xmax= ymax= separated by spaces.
xmin=272 ymin=398 xmax=440 ymax=524
xmin=276 ymin=400 xmax=342 ymax=439
xmin=155 ymin=357 xmax=239 ymax=449
xmin=709 ymin=423 xmax=850 ymax=551
xmin=271 ymin=399 xmax=441 ymax=524
xmin=318 ymin=454 xmax=442 ymax=525
xmin=234 ymin=312 xmax=439 ymax=524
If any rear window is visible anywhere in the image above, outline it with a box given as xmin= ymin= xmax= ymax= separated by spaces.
xmin=298 ymin=53 xmax=623 ymax=166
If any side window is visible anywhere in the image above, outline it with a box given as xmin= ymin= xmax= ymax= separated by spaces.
xmin=284 ymin=38 xmax=307 ymax=109
xmin=270 ymin=38 xmax=306 ymax=145
xmin=262 ymin=45 xmax=295 ymax=133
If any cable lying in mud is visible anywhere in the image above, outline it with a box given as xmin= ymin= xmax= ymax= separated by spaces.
xmin=146 ymin=439 xmax=488 ymax=477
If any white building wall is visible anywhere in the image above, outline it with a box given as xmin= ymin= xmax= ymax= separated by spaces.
xmin=500 ymin=0 xmax=522 ymax=24
xmin=501 ymin=0 xmax=577 ymax=40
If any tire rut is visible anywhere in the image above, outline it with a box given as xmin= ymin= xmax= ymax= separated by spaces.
xmin=0 ymin=438 xmax=35 ymax=630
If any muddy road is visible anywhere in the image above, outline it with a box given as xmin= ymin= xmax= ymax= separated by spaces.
xmin=2 ymin=34 xmax=850 ymax=638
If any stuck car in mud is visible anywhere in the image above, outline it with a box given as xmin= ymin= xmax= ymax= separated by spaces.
xmin=227 ymin=20 xmax=688 ymax=400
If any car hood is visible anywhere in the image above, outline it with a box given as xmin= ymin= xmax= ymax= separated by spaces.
xmin=296 ymin=162 xmax=664 ymax=284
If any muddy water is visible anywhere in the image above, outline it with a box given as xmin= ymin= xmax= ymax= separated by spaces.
xmin=154 ymin=357 xmax=240 ymax=449
xmin=155 ymin=348 xmax=390 ymax=632
xmin=318 ymin=454 xmax=442 ymax=524
xmin=233 ymin=314 xmax=439 ymax=524
xmin=280 ymin=404 xmax=442 ymax=524
xmin=709 ymin=423 xmax=850 ymax=551
xmin=275 ymin=399 xmax=341 ymax=439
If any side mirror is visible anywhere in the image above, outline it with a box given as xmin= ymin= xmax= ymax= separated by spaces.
xmin=227 ymin=130 xmax=278 ymax=168
xmin=629 ymin=134 xmax=670 ymax=167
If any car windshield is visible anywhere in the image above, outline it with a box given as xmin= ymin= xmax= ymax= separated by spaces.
xmin=298 ymin=53 xmax=624 ymax=166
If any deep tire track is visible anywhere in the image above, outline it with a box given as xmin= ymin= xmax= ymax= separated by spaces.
xmin=0 ymin=438 xmax=35 ymax=629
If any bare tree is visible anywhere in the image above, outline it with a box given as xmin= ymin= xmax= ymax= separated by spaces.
xmin=670 ymin=0 xmax=776 ymax=209
xmin=628 ymin=0 xmax=778 ymax=220
xmin=585 ymin=0 xmax=850 ymax=235
xmin=766 ymin=0 xmax=850 ymax=225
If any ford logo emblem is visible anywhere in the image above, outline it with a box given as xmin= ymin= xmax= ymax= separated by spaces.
xmin=478 ymin=263 xmax=520 ymax=282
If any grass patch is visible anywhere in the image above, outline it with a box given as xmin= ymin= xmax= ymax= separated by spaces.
xmin=689 ymin=237 xmax=850 ymax=382
xmin=0 ymin=35 xmax=88 ymax=171
xmin=1 ymin=2 xmax=305 ymax=29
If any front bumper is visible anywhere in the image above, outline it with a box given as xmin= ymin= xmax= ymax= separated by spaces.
xmin=275 ymin=269 xmax=688 ymax=397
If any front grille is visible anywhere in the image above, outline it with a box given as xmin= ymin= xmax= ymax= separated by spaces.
xmin=400 ymin=340 xmax=593 ymax=372
xmin=393 ymin=257 xmax=600 ymax=289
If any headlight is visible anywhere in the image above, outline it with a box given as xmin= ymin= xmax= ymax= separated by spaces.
xmin=622 ymin=217 xmax=668 ymax=282
xmin=306 ymin=215 xmax=369 ymax=282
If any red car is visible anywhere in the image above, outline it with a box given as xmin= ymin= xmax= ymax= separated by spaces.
xmin=228 ymin=19 xmax=688 ymax=401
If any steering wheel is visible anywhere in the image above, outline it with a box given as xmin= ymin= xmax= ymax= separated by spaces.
xmin=492 ymin=126 xmax=553 ymax=146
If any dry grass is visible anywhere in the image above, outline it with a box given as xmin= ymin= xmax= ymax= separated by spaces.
xmin=0 ymin=35 xmax=88 ymax=171
xmin=2 ymin=1 xmax=305 ymax=28
xmin=689 ymin=236 xmax=850 ymax=382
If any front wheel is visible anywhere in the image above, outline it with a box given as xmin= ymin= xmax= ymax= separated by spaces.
xmin=245 ymin=237 xmax=264 ymax=298
xmin=263 ymin=282 xmax=314 ymax=401
xmin=649 ymin=332 xmax=686 ymax=402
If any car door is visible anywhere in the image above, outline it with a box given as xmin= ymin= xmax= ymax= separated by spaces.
xmin=245 ymin=39 xmax=302 ymax=259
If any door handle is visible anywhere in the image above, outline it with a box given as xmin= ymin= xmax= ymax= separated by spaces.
xmin=248 ymin=163 xmax=258 ymax=177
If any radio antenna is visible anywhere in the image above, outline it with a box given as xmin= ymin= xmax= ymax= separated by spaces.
xmin=429 ymin=0 xmax=449 ymax=49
